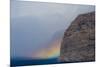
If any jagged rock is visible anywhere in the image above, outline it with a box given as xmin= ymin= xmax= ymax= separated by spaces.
xmin=59 ymin=12 xmax=95 ymax=62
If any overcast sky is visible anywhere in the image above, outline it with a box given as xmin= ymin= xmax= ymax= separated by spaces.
xmin=11 ymin=1 xmax=95 ymax=58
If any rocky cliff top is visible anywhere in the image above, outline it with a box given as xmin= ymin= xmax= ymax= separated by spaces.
xmin=59 ymin=12 xmax=95 ymax=62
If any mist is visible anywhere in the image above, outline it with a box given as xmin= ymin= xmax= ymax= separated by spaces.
xmin=11 ymin=1 xmax=95 ymax=58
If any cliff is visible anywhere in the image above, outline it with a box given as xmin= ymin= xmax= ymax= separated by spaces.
xmin=59 ymin=12 xmax=95 ymax=62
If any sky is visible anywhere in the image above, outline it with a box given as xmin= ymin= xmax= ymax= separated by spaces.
xmin=11 ymin=1 xmax=95 ymax=59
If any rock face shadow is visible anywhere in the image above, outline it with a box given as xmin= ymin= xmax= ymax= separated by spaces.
xmin=59 ymin=12 xmax=95 ymax=62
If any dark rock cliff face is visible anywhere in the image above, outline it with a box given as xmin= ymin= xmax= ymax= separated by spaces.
xmin=59 ymin=12 xmax=95 ymax=62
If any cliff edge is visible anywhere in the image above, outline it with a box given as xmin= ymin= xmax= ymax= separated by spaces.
xmin=59 ymin=12 xmax=95 ymax=62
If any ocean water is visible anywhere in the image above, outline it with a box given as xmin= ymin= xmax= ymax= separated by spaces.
xmin=11 ymin=57 xmax=61 ymax=66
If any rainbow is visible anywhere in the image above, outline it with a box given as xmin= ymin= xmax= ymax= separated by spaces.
xmin=31 ymin=39 xmax=62 ymax=59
